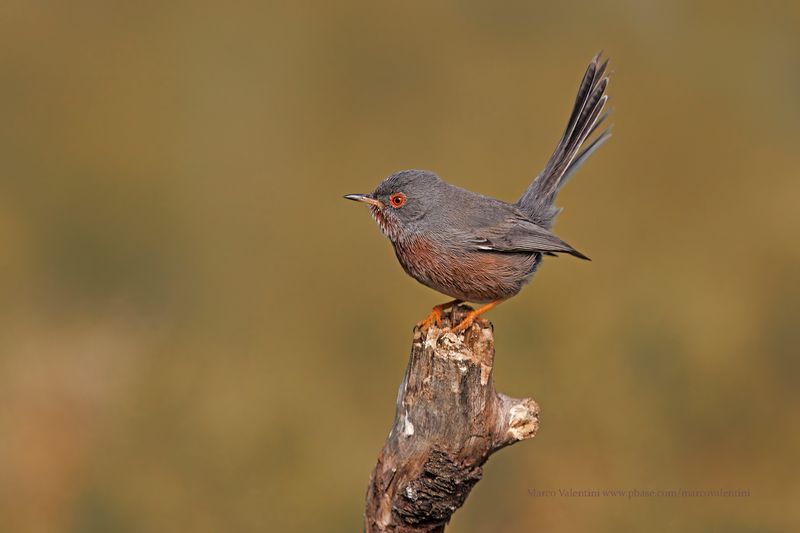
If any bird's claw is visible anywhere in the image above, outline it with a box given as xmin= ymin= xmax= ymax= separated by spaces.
xmin=416 ymin=307 xmax=443 ymax=330
xmin=451 ymin=314 xmax=476 ymax=334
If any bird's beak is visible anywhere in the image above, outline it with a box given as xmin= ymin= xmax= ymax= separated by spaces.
xmin=343 ymin=193 xmax=384 ymax=208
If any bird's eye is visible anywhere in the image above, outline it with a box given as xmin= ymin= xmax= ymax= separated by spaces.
xmin=389 ymin=192 xmax=406 ymax=208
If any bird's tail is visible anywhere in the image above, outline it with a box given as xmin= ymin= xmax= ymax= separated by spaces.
xmin=517 ymin=53 xmax=611 ymax=228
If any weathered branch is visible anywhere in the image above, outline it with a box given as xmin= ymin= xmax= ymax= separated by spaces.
xmin=365 ymin=305 xmax=539 ymax=532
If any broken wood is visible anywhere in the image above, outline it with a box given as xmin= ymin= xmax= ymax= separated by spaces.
xmin=365 ymin=304 xmax=539 ymax=532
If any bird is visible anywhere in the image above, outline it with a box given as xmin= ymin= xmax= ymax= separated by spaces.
xmin=345 ymin=53 xmax=611 ymax=333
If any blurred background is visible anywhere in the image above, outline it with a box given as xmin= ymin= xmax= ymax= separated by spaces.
xmin=1 ymin=1 xmax=798 ymax=532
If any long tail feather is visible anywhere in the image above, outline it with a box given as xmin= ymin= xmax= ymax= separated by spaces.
xmin=517 ymin=53 xmax=611 ymax=225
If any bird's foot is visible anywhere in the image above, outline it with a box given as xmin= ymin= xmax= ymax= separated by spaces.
xmin=416 ymin=299 xmax=462 ymax=330
xmin=451 ymin=312 xmax=478 ymax=333
xmin=416 ymin=307 xmax=443 ymax=330
xmin=450 ymin=299 xmax=504 ymax=334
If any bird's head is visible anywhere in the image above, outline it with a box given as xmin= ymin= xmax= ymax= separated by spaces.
xmin=344 ymin=169 xmax=444 ymax=241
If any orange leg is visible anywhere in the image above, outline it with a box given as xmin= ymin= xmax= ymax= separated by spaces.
xmin=416 ymin=299 xmax=462 ymax=330
xmin=452 ymin=300 xmax=504 ymax=333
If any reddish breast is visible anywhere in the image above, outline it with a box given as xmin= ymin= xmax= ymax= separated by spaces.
xmin=393 ymin=235 xmax=537 ymax=302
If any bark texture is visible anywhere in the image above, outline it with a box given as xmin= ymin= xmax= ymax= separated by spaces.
xmin=365 ymin=305 xmax=539 ymax=532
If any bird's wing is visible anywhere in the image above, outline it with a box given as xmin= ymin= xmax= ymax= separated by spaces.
xmin=463 ymin=218 xmax=590 ymax=260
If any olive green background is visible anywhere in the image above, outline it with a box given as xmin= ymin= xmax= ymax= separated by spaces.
xmin=1 ymin=1 xmax=798 ymax=532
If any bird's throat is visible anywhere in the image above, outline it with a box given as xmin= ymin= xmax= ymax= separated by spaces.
xmin=370 ymin=205 xmax=401 ymax=241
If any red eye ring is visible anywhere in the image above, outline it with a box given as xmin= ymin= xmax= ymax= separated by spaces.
xmin=389 ymin=192 xmax=406 ymax=208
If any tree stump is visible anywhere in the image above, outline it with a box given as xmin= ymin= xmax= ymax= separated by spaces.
xmin=365 ymin=304 xmax=539 ymax=532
